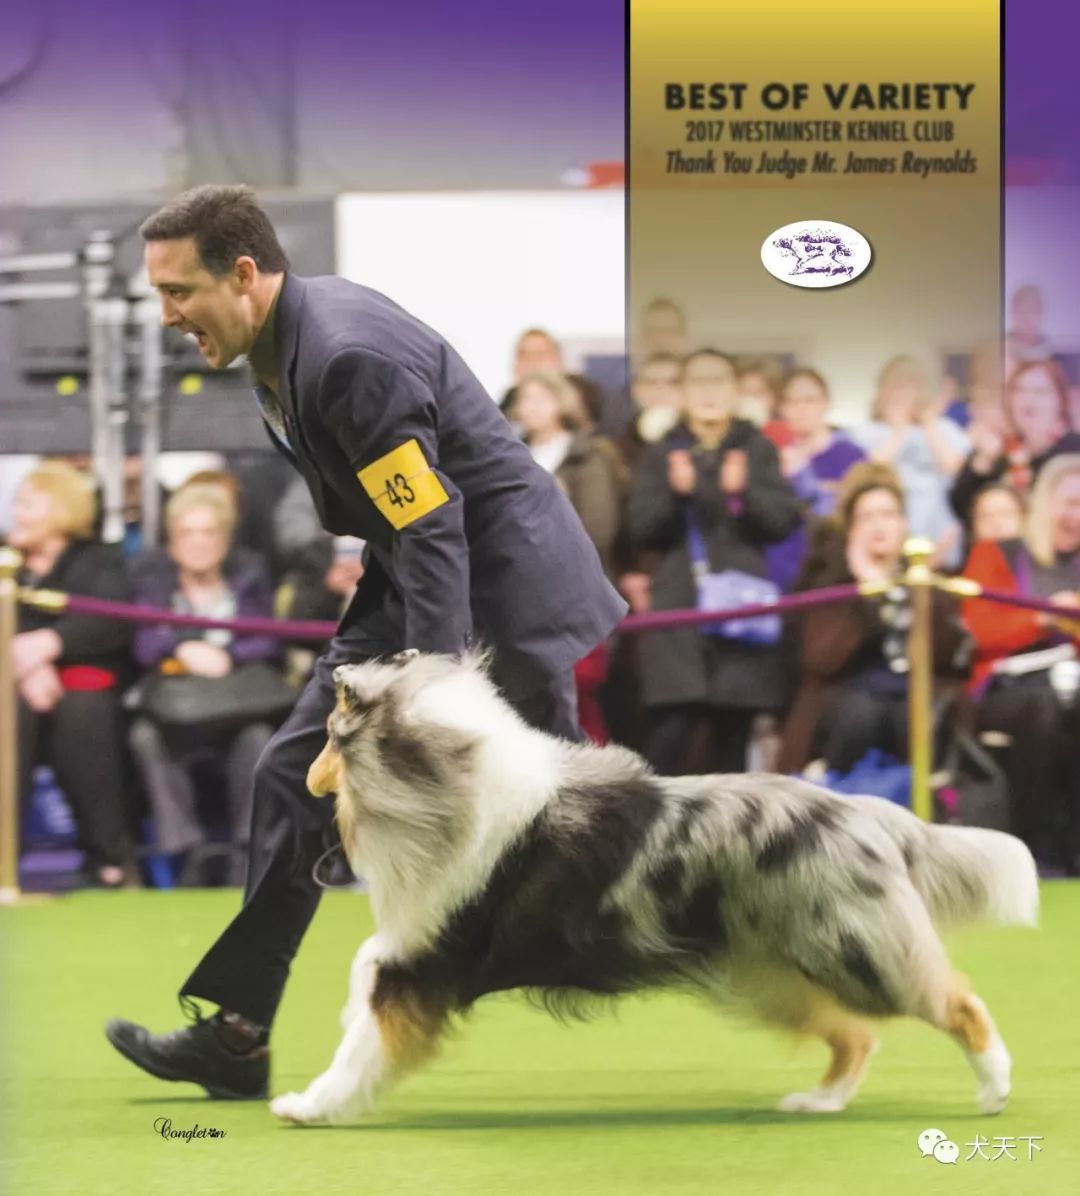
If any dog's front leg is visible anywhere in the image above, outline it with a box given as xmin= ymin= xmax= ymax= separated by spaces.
xmin=270 ymin=1000 xmax=388 ymax=1126
xmin=271 ymin=947 xmax=448 ymax=1127
xmin=340 ymin=934 xmax=387 ymax=1031
xmin=271 ymin=936 xmax=388 ymax=1127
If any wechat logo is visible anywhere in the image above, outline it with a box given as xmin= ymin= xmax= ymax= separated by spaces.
xmin=918 ymin=1128 xmax=959 ymax=1165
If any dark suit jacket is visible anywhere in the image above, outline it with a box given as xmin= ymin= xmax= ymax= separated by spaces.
xmin=256 ymin=272 xmax=627 ymax=697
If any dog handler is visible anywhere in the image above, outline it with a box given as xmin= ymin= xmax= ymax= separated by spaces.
xmin=105 ymin=186 xmax=626 ymax=1098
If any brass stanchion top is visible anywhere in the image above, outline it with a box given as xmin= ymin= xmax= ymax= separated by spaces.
xmin=17 ymin=587 xmax=68 ymax=612
xmin=901 ymin=537 xmax=936 ymax=586
xmin=0 ymin=546 xmax=23 ymax=577
xmin=940 ymin=576 xmax=982 ymax=598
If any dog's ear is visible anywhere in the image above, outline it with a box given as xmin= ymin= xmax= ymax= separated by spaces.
xmin=461 ymin=644 xmax=495 ymax=677
xmin=332 ymin=664 xmax=375 ymax=715
xmin=389 ymin=649 xmax=421 ymax=666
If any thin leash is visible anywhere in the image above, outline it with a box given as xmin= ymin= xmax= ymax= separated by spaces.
xmin=311 ymin=843 xmax=364 ymax=890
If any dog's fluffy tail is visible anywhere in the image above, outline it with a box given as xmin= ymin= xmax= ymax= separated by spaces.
xmin=905 ymin=822 xmax=1040 ymax=930
xmin=854 ymin=794 xmax=1040 ymax=929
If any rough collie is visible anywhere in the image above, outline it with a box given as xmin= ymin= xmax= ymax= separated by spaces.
xmin=269 ymin=652 xmax=1038 ymax=1126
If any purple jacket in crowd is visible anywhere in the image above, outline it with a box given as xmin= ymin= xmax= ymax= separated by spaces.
xmin=131 ymin=546 xmax=281 ymax=670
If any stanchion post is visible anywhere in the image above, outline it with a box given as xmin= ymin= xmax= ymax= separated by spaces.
xmin=0 ymin=547 xmax=22 ymax=901
xmin=903 ymin=537 xmax=935 ymax=822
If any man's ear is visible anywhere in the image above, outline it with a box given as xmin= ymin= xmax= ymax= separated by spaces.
xmin=233 ymin=255 xmax=258 ymax=292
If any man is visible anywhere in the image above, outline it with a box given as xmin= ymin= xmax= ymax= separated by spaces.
xmin=636 ymin=297 xmax=689 ymax=362
xmin=105 ymin=185 xmax=626 ymax=1099
xmin=498 ymin=327 xmax=611 ymax=433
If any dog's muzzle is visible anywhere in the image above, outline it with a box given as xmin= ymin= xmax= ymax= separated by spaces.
xmin=307 ymin=741 xmax=340 ymax=798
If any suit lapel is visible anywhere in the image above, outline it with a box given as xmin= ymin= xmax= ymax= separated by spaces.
xmin=270 ymin=273 xmax=327 ymax=516
xmin=274 ymin=272 xmax=304 ymax=428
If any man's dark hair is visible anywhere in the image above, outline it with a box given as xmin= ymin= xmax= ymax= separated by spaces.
xmin=642 ymin=297 xmax=686 ymax=323
xmin=139 ymin=185 xmax=290 ymax=276
xmin=781 ymin=366 xmax=830 ymax=396
xmin=683 ymin=347 xmax=737 ymax=375
xmin=638 ymin=352 xmax=682 ymax=373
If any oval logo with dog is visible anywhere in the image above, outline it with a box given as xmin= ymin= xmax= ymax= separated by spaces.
xmin=761 ymin=220 xmax=872 ymax=289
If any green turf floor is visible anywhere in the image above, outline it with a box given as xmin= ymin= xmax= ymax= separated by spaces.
xmin=1 ymin=883 xmax=1078 ymax=1196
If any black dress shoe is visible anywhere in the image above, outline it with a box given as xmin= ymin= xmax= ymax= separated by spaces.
xmin=105 ymin=1013 xmax=270 ymax=1099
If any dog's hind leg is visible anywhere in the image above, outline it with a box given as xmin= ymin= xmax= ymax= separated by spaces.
xmin=914 ymin=974 xmax=1011 ymax=1115
xmin=731 ymin=962 xmax=880 ymax=1113
xmin=777 ymin=1018 xmax=880 ymax=1113
xmin=879 ymin=899 xmax=1011 ymax=1115
xmin=773 ymin=986 xmax=880 ymax=1114
xmin=879 ymin=901 xmax=1011 ymax=1115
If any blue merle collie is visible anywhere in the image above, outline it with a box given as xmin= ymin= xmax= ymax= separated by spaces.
xmin=270 ymin=653 xmax=1038 ymax=1126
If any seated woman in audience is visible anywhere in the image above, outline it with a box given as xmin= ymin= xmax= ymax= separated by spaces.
xmin=970 ymin=483 xmax=1026 ymax=545
xmin=950 ymin=358 xmax=1080 ymax=527
xmin=128 ymin=484 xmax=282 ymax=881
xmin=851 ymin=356 xmax=970 ymax=568
xmin=961 ymin=454 xmax=1080 ymax=871
xmin=778 ymin=463 xmax=968 ymax=777
xmin=766 ymin=368 xmax=866 ymax=591
xmin=8 ymin=461 xmax=137 ymax=888
xmin=627 ymin=348 xmax=801 ymax=775
xmin=509 ymin=371 xmax=624 ymax=742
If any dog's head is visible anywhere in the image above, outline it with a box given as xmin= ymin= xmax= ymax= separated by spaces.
xmin=307 ymin=651 xmax=500 ymax=875
xmin=306 ymin=650 xmax=495 ymax=820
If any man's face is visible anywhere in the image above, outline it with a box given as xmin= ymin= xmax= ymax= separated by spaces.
xmin=1011 ymin=289 xmax=1044 ymax=338
xmin=632 ymin=359 xmax=682 ymax=411
xmin=145 ymin=237 xmax=256 ymax=369
xmin=514 ymin=333 xmax=563 ymax=381
xmin=682 ymin=354 xmax=737 ymax=424
xmin=640 ymin=306 xmax=687 ymax=356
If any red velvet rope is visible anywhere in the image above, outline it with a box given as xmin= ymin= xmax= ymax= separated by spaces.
xmin=30 ymin=582 xmax=1080 ymax=643
xmin=964 ymin=586 xmax=1080 ymax=621
xmin=44 ymin=583 xmax=866 ymax=641
xmin=52 ymin=593 xmax=339 ymax=641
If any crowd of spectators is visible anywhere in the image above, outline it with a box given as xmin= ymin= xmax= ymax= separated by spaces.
xmin=5 ymin=284 xmax=1080 ymax=885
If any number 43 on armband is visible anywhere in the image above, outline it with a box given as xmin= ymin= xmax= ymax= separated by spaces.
xmin=385 ymin=473 xmax=416 ymax=508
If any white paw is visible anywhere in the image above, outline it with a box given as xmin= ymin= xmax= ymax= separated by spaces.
xmin=778 ymin=1090 xmax=847 ymax=1114
xmin=972 ymin=1040 xmax=1011 ymax=1115
xmin=270 ymin=1091 xmax=327 ymax=1125
xmin=977 ymin=1079 xmax=1010 ymax=1115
